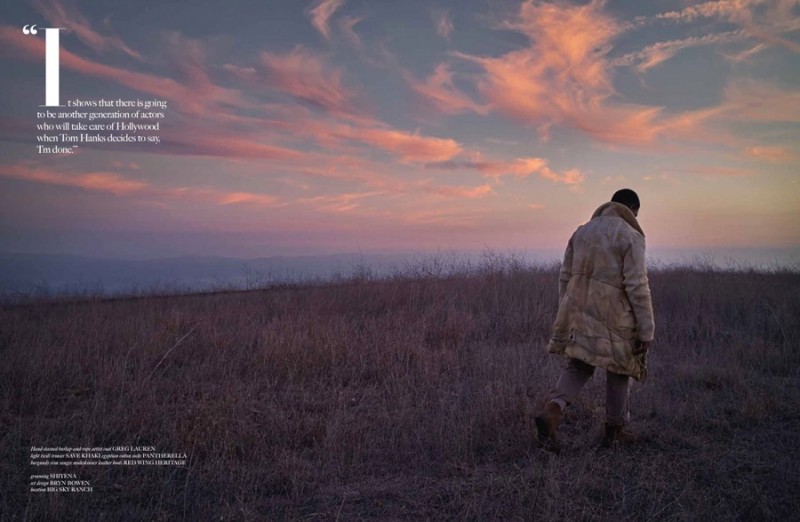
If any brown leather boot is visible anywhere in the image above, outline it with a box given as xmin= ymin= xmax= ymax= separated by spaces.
xmin=534 ymin=401 xmax=562 ymax=454
xmin=602 ymin=423 xmax=639 ymax=448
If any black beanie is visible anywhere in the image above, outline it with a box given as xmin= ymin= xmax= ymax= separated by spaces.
xmin=611 ymin=188 xmax=640 ymax=209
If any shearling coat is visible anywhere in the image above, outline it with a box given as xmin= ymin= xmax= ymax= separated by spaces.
xmin=546 ymin=202 xmax=655 ymax=381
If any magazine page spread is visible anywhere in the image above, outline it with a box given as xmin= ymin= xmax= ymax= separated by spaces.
xmin=1 ymin=1 xmax=799 ymax=520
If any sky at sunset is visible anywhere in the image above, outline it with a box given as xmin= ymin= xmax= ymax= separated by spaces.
xmin=0 ymin=0 xmax=798 ymax=261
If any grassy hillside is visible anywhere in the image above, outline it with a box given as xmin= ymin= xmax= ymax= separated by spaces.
xmin=1 ymin=262 xmax=799 ymax=520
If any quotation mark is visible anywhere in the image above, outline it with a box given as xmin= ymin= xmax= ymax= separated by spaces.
xmin=23 ymin=24 xmax=39 ymax=35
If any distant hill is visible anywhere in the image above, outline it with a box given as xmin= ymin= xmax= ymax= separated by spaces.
xmin=0 ymin=252 xmax=421 ymax=297
xmin=1 ymin=247 xmax=797 ymax=300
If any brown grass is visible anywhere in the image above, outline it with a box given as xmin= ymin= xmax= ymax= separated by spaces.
xmin=1 ymin=260 xmax=799 ymax=520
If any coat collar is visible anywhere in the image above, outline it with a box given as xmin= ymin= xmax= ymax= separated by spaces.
xmin=591 ymin=201 xmax=645 ymax=237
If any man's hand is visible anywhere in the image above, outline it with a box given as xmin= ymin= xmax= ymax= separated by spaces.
xmin=633 ymin=340 xmax=651 ymax=355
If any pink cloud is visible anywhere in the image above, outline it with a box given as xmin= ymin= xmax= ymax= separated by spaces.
xmin=473 ymin=157 xmax=548 ymax=179
xmin=218 ymin=192 xmax=280 ymax=207
xmin=428 ymin=155 xmax=584 ymax=185
xmin=689 ymin=166 xmax=758 ymax=178
xmin=297 ymin=191 xmax=385 ymax=214
xmin=306 ymin=0 xmax=346 ymax=40
xmin=351 ymin=127 xmax=462 ymax=163
xmin=653 ymin=0 xmax=770 ymax=23
xmin=430 ymin=183 xmax=493 ymax=199
xmin=0 ymin=163 xmax=148 ymax=195
xmin=652 ymin=0 xmax=800 ymax=54
xmin=433 ymin=9 xmax=454 ymax=41
xmin=612 ymin=30 xmax=746 ymax=71
xmin=216 ymin=105 xmax=462 ymax=164
xmin=403 ymin=207 xmax=490 ymax=228
xmin=258 ymin=46 xmax=366 ymax=119
xmin=744 ymin=146 xmax=799 ymax=162
xmin=32 ymin=0 xmax=142 ymax=59
xmin=744 ymin=24 xmax=800 ymax=54
xmin=538 ymin=167 xmax=584 ymax=186
xmin=159 ymin=32 xmax=221 ymax=97
xmin=0 ymin=162 xmax=284 ymax=208
xmin=452 ymin=0 xmax=668 ymax=146
xmin=721 ymin=43 xmax=768 ymax=63
xmin=447 ymin=0 xmax=796 ymax=148
xmin=271 ymin=110 xmax=464 ymax=164
xmin=339 ymin=16 xmax=364 ymax=48
xmin=110 ymin=161 xmax=142 ymax=170
xmin=404 ymin=63 xmax=489 ymax=116
xmin=76 ymin=172 xmax=149 ymax=194
xmin=291 ymin=156 xmax=401 ymax=190
xmin=219 ymin=103 xmax=458 ymax=165
xmin=164 ymin=186 xmax=285 ymax=208
xmin=661 ymin=79 xmax=800 ymax=147
xmin=719 ymin=80 xmax=800 ymax=122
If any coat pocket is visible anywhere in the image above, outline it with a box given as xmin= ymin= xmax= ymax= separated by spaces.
xmin=609 ymin=297 xmax=636 ymax=343
xmin=614 ymin=297 xmax=636 ymax=330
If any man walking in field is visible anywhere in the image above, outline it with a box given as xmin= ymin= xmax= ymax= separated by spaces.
xmin=536 ymin=189 xmax=654 ymax=453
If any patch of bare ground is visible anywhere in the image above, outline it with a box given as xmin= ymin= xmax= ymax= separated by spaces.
xmin=1 ymin=262 xmax=798 ymax=520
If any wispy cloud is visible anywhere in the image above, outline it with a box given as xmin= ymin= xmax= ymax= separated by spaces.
xmin=110 ymin=161 xmax=142 ymax=170
xmin=205 ymin=60 xmax=465 ymax=165
xmin=721 ymin=42 xmax=769 ymax=62
xmin=306 ymin=0 xmax=346 ymax=40
xmin=689 ymin=166 xmax=759 ymax=178
xmin=404 ymin=63 xmax=488 ymax=116
xmin=290 ymin=155 xmax=405 ymax=190
xmin=744 ymin=146 xmax=799 ymax=162
xmin=238 ymin=109 xmax=463 ymax=164
xmin=433 ymin=9 xmax=454 ymax=41
xmin=339 ymin=15 xmax=364 ymax=48
xmin=612 ymin=30 xmax=746 ymax=71
xmin=160 ymin=32 xmax=220 ymax=97
xmin=449 ymin=0 xmax=799 ymax=147
xmin=351 ymin=127 xmax=462 ymax=163
xmin=719 ymin=80 xmax=800 ymax=123
xmin=0 ymin=162 xmax=284 ymax=208
xmin=167 ymin=187 xmax=284 ymax=208
xmin=404 ymin=207 xmax=490 ymax=228
xmin=258 ymin=45 xmax=366 ymax=119
xmin=428 ymin=155 xmax=584 ymax=185
xmin=297 ymin=191 xmax=383 ymax=214
xmin=649 ymin=0 xmax=800 ymax=55
xmin=0 ymin=162 xmax=148 ymax=195
xmin=218 ymin=192 xmax=279 ymax=207
xmin=452 ymin=0 xmax=668 ymax=146
xmin=642 ymin=172 xmax=681 ymax=185
xmin=32 ymin=0 xmax=142 ymax=59
xmin=602 ymin=175 xmax=627 ymax=185
xmin=429 ymin=183 xmax=493 ymax=199
xmin=652 ymin=0 xmax=771 ymax=23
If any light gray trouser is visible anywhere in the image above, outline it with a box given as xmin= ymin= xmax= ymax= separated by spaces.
xmin=548 ymin=358 xmax=631 ymax=426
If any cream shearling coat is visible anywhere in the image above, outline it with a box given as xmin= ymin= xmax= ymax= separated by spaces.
xmin=546 ymin=202 xmax=655 ymax=381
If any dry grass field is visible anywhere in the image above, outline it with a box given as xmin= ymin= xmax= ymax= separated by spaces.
xmin=1 ymin=258 xmax=799 ymax=520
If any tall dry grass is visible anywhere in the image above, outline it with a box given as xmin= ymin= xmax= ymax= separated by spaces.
xmin=1 ymin=259 xmax=798 ymax=520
